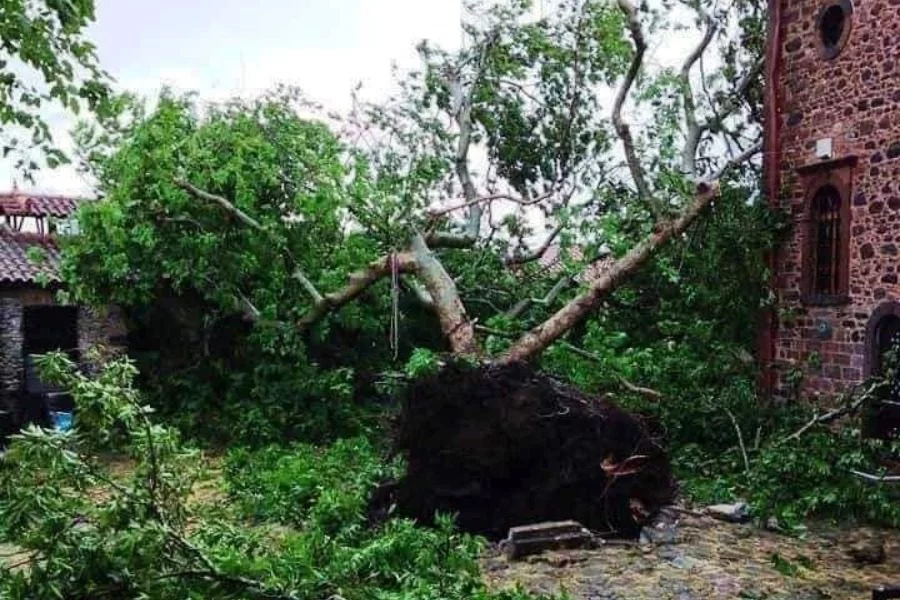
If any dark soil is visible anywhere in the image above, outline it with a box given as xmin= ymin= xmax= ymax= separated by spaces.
xmin=369 ymin=361 xmax=677 ymax=539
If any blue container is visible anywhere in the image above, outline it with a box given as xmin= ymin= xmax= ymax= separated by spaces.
xmin=51 ymin=411 xmax=73 ymax=432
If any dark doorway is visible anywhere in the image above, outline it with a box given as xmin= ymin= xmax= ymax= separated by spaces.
xmin=867 ymin=311 xmax=900 ymax=440
xmin=22 ymin=305 xmax=78 ymax=414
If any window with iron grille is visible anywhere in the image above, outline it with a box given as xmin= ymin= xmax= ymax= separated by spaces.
xmin=811 ymin=185 xmax=842 ymax=296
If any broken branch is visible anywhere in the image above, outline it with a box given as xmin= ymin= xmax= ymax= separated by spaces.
xmin=725 ymin=407 xmax=750 ymax=474
xmin=501 ymin=180 xmax=722 ymax=363
xmin=783 ymin=379 xmax=881 ymax=442
xmin=850 ymin=470 xmax=900 ymax=483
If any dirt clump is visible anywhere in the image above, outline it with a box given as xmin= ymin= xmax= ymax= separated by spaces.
xmin=369 ymin=361 xmax=677 ymax=539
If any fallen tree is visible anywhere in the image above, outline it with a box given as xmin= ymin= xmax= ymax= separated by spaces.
xmin=62 ymin=0 xmax=766 ymax=531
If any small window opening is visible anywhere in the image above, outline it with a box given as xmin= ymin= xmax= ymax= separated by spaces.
xmin=820 ymin=6 xmax=846 ymax=48
xmin=816 ymin=1 xmax=852 ymax=60
xmin=811 ymin=185 xmax=842 ymax=296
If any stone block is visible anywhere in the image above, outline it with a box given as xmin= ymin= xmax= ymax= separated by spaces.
xmin=500 ymin=520 xmax=595 ymax=560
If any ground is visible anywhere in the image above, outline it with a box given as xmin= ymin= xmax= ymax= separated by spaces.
xmin=2 ymin=455 xmax=898 ymax=599
xmin=483 ymin=512 xmax=900 ymax=599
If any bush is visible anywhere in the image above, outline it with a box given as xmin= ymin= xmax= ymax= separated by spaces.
xmin=223 ymin=439 xmax=542 ymax=600
xmin=224 ymin=436 xmax=401 ymax=530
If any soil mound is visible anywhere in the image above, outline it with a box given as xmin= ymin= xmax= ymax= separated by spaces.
xmin=369 ymin=361 xmax=677 ymax=539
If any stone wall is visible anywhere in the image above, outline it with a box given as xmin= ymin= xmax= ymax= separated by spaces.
xmin=0 ymin=297 xmax=24 ymax=393
xmin=0 ymin=287 xmax=127 ymax=394
xmin=771 ymin=0 xmax=900 ymax=397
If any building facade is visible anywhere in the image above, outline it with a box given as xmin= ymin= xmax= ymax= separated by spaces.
xmin=0 ymin=191 xmax=126 ymax=436
xmin=763 ymin=0 xmax=900 ymax=401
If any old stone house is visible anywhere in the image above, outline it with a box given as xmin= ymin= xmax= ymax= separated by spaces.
xmin=0 ymin=190 xmax=125 ymax=436
xmin=761 ymin=0 xmax=900 ymax=409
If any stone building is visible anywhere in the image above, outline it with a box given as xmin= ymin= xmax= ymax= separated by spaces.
xmin=761 ymin=0 xmax=900 ymax=405
xmin=0 ymin=190 xmax=126 ymax=435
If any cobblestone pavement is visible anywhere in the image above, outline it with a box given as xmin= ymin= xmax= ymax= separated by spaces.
xmin=482 ymin=513 xmax=900 ymax=599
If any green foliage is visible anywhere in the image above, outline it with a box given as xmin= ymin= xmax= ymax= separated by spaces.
xmin=534 ymin=189 xmax=900 ymax=529
xmin=221 ymin=441 xmax=541 ymax=600
xmin=542 ymin=186 xmax=782 ymax=410
xmin=404 ymin=347 xmax=442 ymax=379
xmin=743 ymin=430 xmax=900 ymax=527
xmin=225 ymin=436 xmax=402 ymax=531
xmin=0 ymin=353 xmax=206 ymax=598
xmin=60 ymin=89 xmax=418 ymax=445
xmin=0 ymin=353 xmax=541 ymax=600
xmin=0 ymin=0 xmax=111 ymax=174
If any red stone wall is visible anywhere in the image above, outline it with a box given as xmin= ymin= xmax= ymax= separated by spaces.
xmin=771 ymin=0 xmax=900 ymax=397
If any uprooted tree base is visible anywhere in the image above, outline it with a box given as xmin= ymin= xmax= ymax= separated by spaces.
xmin=369 ymin=362 xmax=678 ymax=540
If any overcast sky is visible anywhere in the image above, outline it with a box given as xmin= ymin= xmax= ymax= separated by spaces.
xmin=1 ymin=0 xmax=698 ymax=198
xmin=1 ymin=0 xmax=465 ymax=196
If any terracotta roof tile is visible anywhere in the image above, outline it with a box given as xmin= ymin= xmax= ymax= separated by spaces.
xmin=0 ymin=192 xmax=83 ymax=217
xmin=0 ymin=227 xmax=62 ymax=285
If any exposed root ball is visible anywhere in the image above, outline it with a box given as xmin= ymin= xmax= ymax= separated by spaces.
xmin=370 ymin=362 xmax=677 ymax=539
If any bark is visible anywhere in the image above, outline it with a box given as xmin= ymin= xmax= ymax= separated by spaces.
xmin=501 ymin=181 xmax=721 ymax=363
xmin=410 ymin=233 xmax=478 ymax=355
xmin=298 ymin=252 xmax=417 ymax=330
xmin=612 ymin=0 xmax=661 ymax=220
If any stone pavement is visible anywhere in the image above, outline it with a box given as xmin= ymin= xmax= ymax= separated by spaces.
xmin=482 ymin=513 xmax=900 ymax=599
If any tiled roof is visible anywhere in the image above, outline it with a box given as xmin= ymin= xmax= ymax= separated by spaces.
xmin=0 ymin=192 xmax=82 ymax=217
xmin=536 ymin=243 xmax=613 ymax=283
xmin=0 ymin=226 xmax=62 ymax=285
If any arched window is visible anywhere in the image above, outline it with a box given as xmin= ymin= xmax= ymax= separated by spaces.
xmin=797 ymin=158 xmax=854 ymax=304
xmin=811 ymin=185 xmax=842 ymax=296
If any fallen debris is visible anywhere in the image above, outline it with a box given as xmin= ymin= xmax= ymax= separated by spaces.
xmin=706 ymin=501 xmax=751 ymax=523
xmin=500 ymin=521 xmax=594 ymax=561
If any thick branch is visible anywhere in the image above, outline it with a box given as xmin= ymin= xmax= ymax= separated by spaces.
xmin=501 ymin=138 xmax=759 ymax=363
xmin=177 ymin=179 xmax=324 ymax=305
xmin=612 ymin=0 xmax=660 ymax=220
xmin=501 ymin=181 xmax=721 ymax=363
xmin=680 ymin=8 xmax=717 ymax=175
xmin=448 ymin=36 xmax=494 ymax=244
xmin=410 ymin=233 xmax=478 ymax=355
xmin=298 ymin=252 xmax=417 ymax=330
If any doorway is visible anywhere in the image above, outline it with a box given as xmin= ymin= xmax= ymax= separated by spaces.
xmin=866 ymin=304 xmax=900 ymax=439
xmin=22 ymin=305 xmax=78 ymax=412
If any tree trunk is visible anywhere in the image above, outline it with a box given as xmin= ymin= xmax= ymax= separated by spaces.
xmin=410 ymin=233 xmax=479 ymax=355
